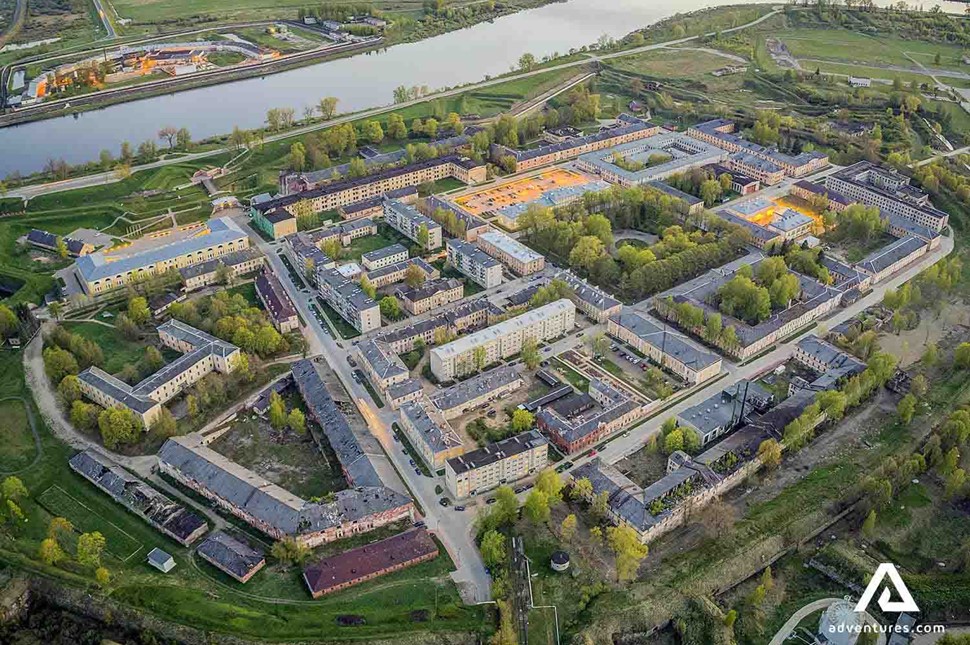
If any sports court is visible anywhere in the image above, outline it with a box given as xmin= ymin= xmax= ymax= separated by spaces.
xmin=454 ymin=168 xmax=592 ymax=216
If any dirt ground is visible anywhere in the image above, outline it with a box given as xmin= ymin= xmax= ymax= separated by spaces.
xmin=445 ymin=372 xmax=549 ymax=448
xmin=615 ymin=446 xmax=669 ymax=489
xmin=878 ymin=300 xmax=970 ymax=367
xmin=209 ymin=413 xmax=347 ymax=499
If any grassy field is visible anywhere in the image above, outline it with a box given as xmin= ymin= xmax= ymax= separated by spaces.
xmin=345 ymin=231 xmax=405 ymax=262
xmin=36 ymin=485 xmax=144 ymax=561
xmin=611 ymin=48 xmax=738 ymax=80
xmin=61 ymin=321 xmax=154 ymax=375
xmin=0 ymin=398 xmax=35 ymax=472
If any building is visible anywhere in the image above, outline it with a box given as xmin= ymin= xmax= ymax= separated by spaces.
xmin=575 ymin=132 xmax=728 ymax=185
xmin=446 ymin=238 xmax=503 ymax=289
xmin=365 ymin=256 xmax=438 ymax=290
xmin=399 ymin=399 xmax=464 ymax=470
xmin=705 ymin=163 xmax=760 ymax=196
xmin=714 ymin=210 xmax=784 ymax=250
xmin=74 ymin=218 xmax=250 ymax=296
xmin=395 ymin=278 xmax=463 ymax=316
xmin=727 ymin=152 xmax=786 ymax=186
xmin=69 ymin=449 xmax=207 ymax=546
xmin=675 ymin=380 xmax=773 ymax=445
xmin=77 ymin=320 xmax=240 ymax=427
xmin=253 ymin=155 xmax=486 ymax=218
xmin=768 ymin=208 xmax=814 ymax=241
xmin=688 ymin=119 xmax=829 ymax=178
xmin=493 ymin=180 xmax=612 ymax=231
xmin=312 ymin=218 xmax=378 ymax=248
xmin=825 ymin=161 xmax=948 ymax=233
xmin=316 ymin=268 xmax=381 ymax=333
xmin=302 ymin=529 xmax=438 ymax=598
xmin=179 ymin=248 xmax=265 ymax=292
xmin=475 ymin=231 xmax=545 ymax=276
xmin=424 ymin=196 xmax=491 ymax=242
xmin=430 ymin=299 xmax=576 ymax=381
xmin=158 ymin=431 xmax=412 ymax=547
xmin=357 ymin=339 xmax=410 ymax=393
xmin=383 ymin=199 xmax=442 ymax=251
xmin=361 ymin=243 xmax=409 ymax=271
xmin=551 ymin=551 xmax=570 ymax=572
xmin=254 ymin=269 xmax=299 ymax=333
xmin=26 ymin=229 xmax=95 ymax=257
xmin=375 ymin=298 xmax=502 ymax=354
xmin=283 ymin=232 xmax=337 ymax=278
xmin=645 ymin=181 xmax=705 ymax=216
xmin=538 ymin=379 xmax=644 ymax=454
xmin=491 ymin=114 xmax=660 ymax=173
xmin=148 ymin=548 xmax=176 ymax=573
xmin=197 ymin=531 xmax=266 ymax=583
xmin=430 ymin=365 xmax=524 ymax=419
xmin=789 ymin=180 xmax=853 ymax=213
xmin=550 ymin=270 xmax=622 ymax=323
xmin=856 ymin=236 xmax=929 ymax=284
xmin=792 ymin=336 xmax=866 ymax=386
xmin=251 ymin=209 xmax=297 ymax=240
xmin=607 ymin=310 xmax=722 ymax=385
xmin=337 ymin=186 xmax=418 ymax=221
xmin=445 ymin=430 xmax=548 ymax=498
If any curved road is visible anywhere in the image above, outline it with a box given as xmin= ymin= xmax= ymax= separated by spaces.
xmin=769 ymin=598 xmax=886 ymax=645
xmin=5 ymin=8 xmax=784 ymax=200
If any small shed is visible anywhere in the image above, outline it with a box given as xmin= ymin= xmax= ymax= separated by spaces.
xmin=551 ymin=550 xmax=570 ymax=573
xmin=147 ymin=548 xmax=176 ymax=573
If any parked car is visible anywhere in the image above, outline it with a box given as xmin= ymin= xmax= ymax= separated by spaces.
xmin=408 ymin=459 xmax=415 ymax=466
xmin=346 ymin=356 xmax=357 ymax=367
xmin=514 ymin=486 xmax=526 ymax=494
xmin=486 ymin=498 xmax=497 ymax=505
xmin=454 ymin=505 xmax=465 ymax=512
xmin=439 ymin=497 xmax=451 ymax=507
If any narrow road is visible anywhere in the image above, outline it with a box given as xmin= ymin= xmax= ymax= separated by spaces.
xmin=5 ymin=8 xmax=783 ymax=200
xmin=769 ymin=598 xmax=886 ymax=645
xmin=91 ymin=0 xmax=117 ymax=39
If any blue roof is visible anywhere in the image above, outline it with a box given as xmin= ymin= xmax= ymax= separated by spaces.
xmin=76 ymin=218 xmax=247 ymax=283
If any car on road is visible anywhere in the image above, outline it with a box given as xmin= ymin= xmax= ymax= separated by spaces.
xmin=514 ymin=486 xmax=527 ymax=494
xmin=454 ymin=505 xmax=465 ymax=512
xmin=543 ymin=347 xmax=552 ymax=353
xmin=414 ymin=521 xmax=426 ymax=528
xmin=414 ymin=468 xmax=422 ymax=476
xmin=486 ymin=409 xmax=497 ymax=418
xmin=346 ymin=356 xmax=357 ymax=367
xmin=486 ymin=497 xmax=497 ymax=505
xmin=408 ymin=459 xmax=415 ymax=466
xmin=439 ymin=497 xmax=450 ymax=507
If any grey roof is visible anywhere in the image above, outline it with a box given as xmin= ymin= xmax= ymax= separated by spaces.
xmin=375 ymin=298 xmax=494 ymax=347
xmin=645 ymin=180 xmax=704 ymax=206
xmin=76 ymin=217 xmax=247 ymax=283
xmin=148 ymin=548 xmax=174 ymax=566
xmin=254 ymin=269 xmax=298 ymax=326
xmin=340 ymin=186 xmax=418 ymax=215
xmin=692 ymin=119 xmax=829 ymax=169
xmin=793 ymin=180 xmax=852 ymax=206
xmin=430 ymin=365 xmax=523 ymax=413
xmin=386 ymin=378 xmax=423 ymax=401
xmin=770 ymin=208 xmax=813 ymax=233
xmin=827 ymin=161 xmax=949 ymax=225
xmin=494 ymin=114 xmax=656 ymax=163
xmin=447 ymin=429 xmax=546 ymax=475
xmin=716 ymin=210 xmax=784 ymax=243
xmin=496 ymin=180 xmax=612 ymax=222
xmin=384 ymin=198 xmax=440 ymax=231
xmin=857 ymin=236 xmax=927 ymax=275
xmin=396 ymin=278 xmax=462 ymax=304
xmin=400 ymin=400 xmax=462 ymax=455
xmin=730 ymin=151 xmax=783 ymax=175
xmin=197 ymin=531 xmax=265 ymax=579
xmin=291 ymin=359 xmax=382 ymax=488
xmin=538 ymin=378 xmax=639 ymax=445
xmin=676 ymin=380 xmax=770 ymax=436
xmin=796 ymin=336 xmax=865 ymax=372
xmin=362 ymin=243 xmax=408 ymax=264
xmin=364 ymin=257 xmax=437 ymax=283
xmin=611 ymin=310 xmax=720 ymax=372
xmin=425 ymin=196 xmax=490 ymax=232
xmin=69 ymin=449 xmax=207 ymax=544
xmin=552 ymin=270 xmax=621 ymax=314
xmin=577 ymin=131 xmax=726 ymax=183
xmin=158 ymin=433 xmax=410 ymax=538
xmin=446 ymin=238 xmax=501 ymax=269
xmin=264 ymin=209 xmax=295 ymax=224
xmin=357 ymin=339 xmax=408 ymax=383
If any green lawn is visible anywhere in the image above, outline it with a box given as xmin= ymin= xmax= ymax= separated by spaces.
xmin=35 ymin=485 xmax=144 ymax=561
xmin=553 ymin=359 xmax=588 ymax=393
xmin=345 ymin=231 xmax=408 ymax=262
xmin=0 ymin=399 xmax=36 ymax=472
xmin=611 ymin=48 xmax=738 ymax=80
xmin=62 ymin=321 xmax=151 ymax=375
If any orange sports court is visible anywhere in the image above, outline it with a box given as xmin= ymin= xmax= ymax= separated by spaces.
xmin=454 ymin=168 xmax=592 ymax=216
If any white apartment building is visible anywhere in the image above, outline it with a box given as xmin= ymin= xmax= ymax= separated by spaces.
xmin=383 ymin=199 xmax=443 ymax=251
xmin=430 ymin=299 xmax=576 ymax=381
xmin=475 ymin=231 xmax=545 ymax=276
xmin=446 ymin=238 xmax=503 ymax=289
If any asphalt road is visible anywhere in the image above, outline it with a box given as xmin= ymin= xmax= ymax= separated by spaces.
xmin=769 ymin=598 xmax=886 ymax=645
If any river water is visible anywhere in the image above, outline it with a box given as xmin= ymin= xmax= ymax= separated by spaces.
xmin=0 ymin=0 xmax=964 ymax=177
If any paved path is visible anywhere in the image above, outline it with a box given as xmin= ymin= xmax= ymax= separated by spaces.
xmin=5 ymin=8 xmax=783 ymax=200
xmin=769 ymin=598 xmax=886 ymax=645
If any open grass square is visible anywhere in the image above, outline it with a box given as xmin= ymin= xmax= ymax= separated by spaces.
xmin=36 ymin=485 xmax=143 ymax=561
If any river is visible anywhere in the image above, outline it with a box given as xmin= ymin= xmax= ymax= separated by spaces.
xmin=0 ymin=0 xmax=964 ymax=177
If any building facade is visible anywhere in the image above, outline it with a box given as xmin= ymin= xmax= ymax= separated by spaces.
xmin=446 ymin=238 xmax=503 ymax=289
xmin=445 ymin=430 xmax=548 ymax=498
xmin=475 ymin=231 xmax=545 ymax=276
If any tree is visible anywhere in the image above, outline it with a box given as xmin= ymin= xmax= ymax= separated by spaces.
xmin=404 ymin=263 xmax=426 ymax=288
xmin=699 ymin=499 xmax=737 ymax=537
xmin=39 ymin=538 xmax=65 ymax=566
xmin=591 ymin=490 xmax=610 ymax=521
xmin=571 ymin=477 xmax=593 ymax=501
xmin=387 ymin=113 xmax=408 ymax=140
xmin=957 ymin=343 xmax=970 ymax=369
xmin=699 ymin=179 xmax=722 ymax=206
xmin=362 ymin=120 xmax=384 ymax=144
xmin=757 ymin=438 xmax=782 ymax=469
xmin=717 ymin=275 xmax=771 ymax=324
xmin=524 ymin=489 xmax=551 ymax=523
xmin=492 ymin=486 xmax=519 ymax=527
xmin=271 ymin=537 xmax=310 ymax=565
xmin=606 ymin=525 xmax=648 ymax=582
xmin=268 ymin=392 xmax=287 ymax=430
xmin=97 ymin=406 xmax=141 ymax=450
xmin=288 ymin=142 xmax=306 ymax=171
xmin=176 ymin=128 xmax=191 ymax=149
xmin=58 ymin=374 xmax=82 ymax=403
xmin=318 ymin=96 xmax=338 ymax=119
xmin=897 ymin=393 xmax=917 ymax=424
xmin=288 ymin=408 xmax=306 ymax=434
xmin=521 ymin=338 xmax=540 ymax=370
xmin=584 ymin=213 xmax=613 ymax=247
xmin=95 ymin=567 xmax=111 ymax=587
xmin=569 ymin=236 xmax=605 ymax=272
xmin=480 ymin=529 xmax=506 ymax=568
xmin=589 ymin=525 xmax=603 ymax=547
xmin=560 ymin=514 xmax=578 ymax=541
xmin=144 ymin=345 xmax=164 ymax=371
xmin=511 ymin=409 xmax=535 ymax=433
xmin=518 ymin=52 xmax=537 ymax=71
xmin=945 ymin=468 xmax=966 ymax=500
xmin=359 ymin=275 xmax=377 ymax=299
xmin=70 ymin=400 xmax=100 ymax=430
xmin=2 ymin=477 xmax=27 ymax=502
xmin=77 ymin=532 xmax=106 ymax=568
xmin=43 ymin=347 xmax=79 ymax=383
xmin=127 ymin=296 xmax=150 ymax=326
xmin=862 ymin=509 xmax=877 ymax=538
xmin=158 ymin=126 xmax=178 ymax=149
xmin=150 ymin=408 xmax=177 ymax=439
xmin=380 ymin=296 xmax=402 ymax=320
xmin=535 ymin=468 xmax=564 ymax=503
xmin=473 ymin=346 xmax=487 ymax=373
